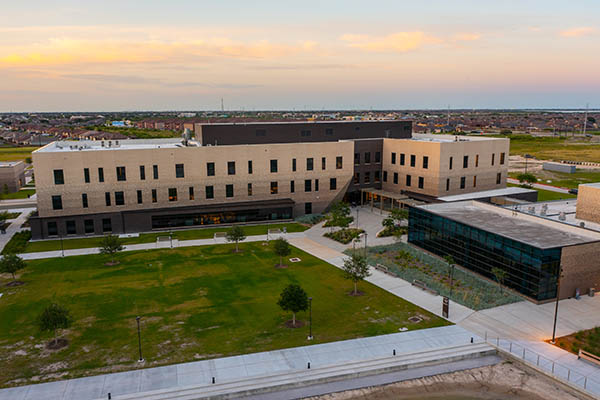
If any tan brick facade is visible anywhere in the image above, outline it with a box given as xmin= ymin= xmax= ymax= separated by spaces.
xmin=575 ymin=183 xmax=600 ymax=224
xmin=560 ymin=242 xmax=600 ymax=299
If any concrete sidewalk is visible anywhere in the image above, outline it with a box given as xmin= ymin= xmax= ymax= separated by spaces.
xmin=0 ymin=326 xmax=486 ymax=400
xmin=0 ymin=208 xmax=31 ymax=252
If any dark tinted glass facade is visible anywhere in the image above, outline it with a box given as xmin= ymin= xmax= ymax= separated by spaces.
xmin=408 ymin=206 xmax=561 ymax=301
xmin=151 ymin=206 xmax=292 ymax=229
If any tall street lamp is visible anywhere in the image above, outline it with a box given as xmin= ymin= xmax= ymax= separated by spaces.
xmin=356 ymin=208 xmax=359 ymax=229
xmin=60 ymin=234 xmax=64 ymax=257
xmin=307 ymin=297 xmax=313 ymax=340
xmin=136 ymin=316 xmax=144 ymax=362
xmin=551 ymin=267 xmax=564 ymax=344
xmin=363 ymin=232 xmax=368 ymax=258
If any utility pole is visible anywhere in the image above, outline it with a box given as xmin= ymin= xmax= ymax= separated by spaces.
xmin=551 ymin=267 xmax=564 ymax=344
xmin=221 ymin=98 xmax=224 ymax=112
xmin=582 ymin=103 xmax=589 ymax=136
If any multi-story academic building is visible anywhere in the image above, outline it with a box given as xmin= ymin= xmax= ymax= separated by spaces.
xmin=30 ymin=121 xmax=510 ymax=239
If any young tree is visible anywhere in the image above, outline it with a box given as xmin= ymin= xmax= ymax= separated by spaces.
xmin=99 ymin=234 xmax=124 ymax=265
xmin=38 ymin=303 xmax=72 ymax=347
xmin=0 ymin=253 xmax=26 ymax=280
xmin=226 ymin=225 xmax=246 ymax=252
xmin=273 ymin=238 xmax=291 ymax=267
xmin=327 ymin=202 xmax=352 ymax=231
xmin=491 ymin=267 xmax=508 ymax=293
xmin=517 ymin=173 xmax=537 ymax=187
xmin=277 ymin=284 xmax=309 ymax=327
xmin=343 ymin=253 xmax=371 ymax=295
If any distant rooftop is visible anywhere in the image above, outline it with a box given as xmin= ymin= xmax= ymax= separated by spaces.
xmin=418 ymin=200 xmax=600 ymax=249
xmin=35 ymin=139 xmax=190 ymax=153
xmin=197 ymin=120 xmax=412 ymax=126
xmin=0 ymin=161 xmax=23 ymax=167
xmin=437 ymin=187 xmax=536 ymax=202
xmin=409 ymin=134 xmax=508 ymax=143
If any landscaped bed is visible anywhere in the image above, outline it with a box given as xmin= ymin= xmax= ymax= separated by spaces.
xmin=0 ymin=242 xmax=449 ymax=387
xmin=552 ymin=327 xmax=600 ymax=357
xmin=324 ymin=228 xmax=365 ymax=244
xmin=349 ymin=243 xmax=523 ymax=310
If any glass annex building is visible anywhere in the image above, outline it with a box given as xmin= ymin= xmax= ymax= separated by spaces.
xmin=408 ymin=201 xmax=600 ymax=302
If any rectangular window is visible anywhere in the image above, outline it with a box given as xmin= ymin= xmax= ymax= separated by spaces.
xmin=355 ymin=153 xmax=360 ymax=165
xmin=330 ymin=178 xmax=337 ymax=190
xmin=226 ymin=184 xmax=234 ymax=198
xmin=375 ymin=151 xmax=381 ymax=163
xmin=364 ymin=152 xmax=371 ymax=164
xmin=137 ymin=190 xmax=143 ymax=204
xmin=139 ymin=165 xmax=145 ymax=180
xmin=305 ymin=179 xmax=312 ymax=192
xmin=383 ymin=171 xmax=388 ymax=182
xmin=98 ymin=167 xmax=104 ymax=183
xmin=47 ymin=221 xmax=58 ymax=236
xmin=292 ymin=158 xmax=297 ymax=172
xmin=227 ymin=161 xmax=235 ymax=175
xmin=497 ymin=172 xmax=502 ymax=184
xmin=301 ymin=129 xmax=312 ymax=137
xmin=393 ymin=172 xmax=398 ymax=184
xmin=460 ymin=177 xmax=466 ymax=189
xmin=463 ymin=155 xmax=468 ymax=168
xmin=374 ymin=171 xmax=381 ymax=182
xmin=115 ymin=191 xmax=124 ymax=206
xmin=270 ymin=159 xmax=278 ymax=173
xmin=53 ymin=169 xmax=64 ymax=185
xmin=325 ymin=128 xmax=334 ymax=135
xmin=52 ymin=195 xmax=62 ymax=210
xmin=255 ymin=129 xmax=266 ymax=137
xmin=305 ymin=202 xmax=312 ymax=214
xmin=446 ymin=178 xmax=450 ymax=191
xmin=290 ymin=180 xmax=295 ymax=193
xmin=102 ymin=218 xmax=112 ymax=233
xmin=364 ymin=172 xmax=370 ymax=184
xmin=449 ymin=156 xmax=453 ymax=170
xmin=105 ymin=192 xmax=111 ymax=206
xmin=400 ymin=153 xmax=405 ymax=166
xmin=406 ymin=174 xmax=411 ymax=187
xmin=248 ymin=183 xmax=253 ymax=196
xmin=321 ymin=157 xmax=326 ymax=170
xmin=473 ymin=175 xmax=477 ymax=187
xmin=423 ymin=156 xmax=429 ymax=169
xmin=84 ymin=168 xmax=90 ymax=183
xmin=116 ymin=166 xmax=126 ymax=181
xmin=84 ymin=219 xmax=94 ymax=234
xmin=336 ymin=156 xmax=343 ymax=169
xmin=66 ymin=220 xmax=76 ymax=235
xmin=205 ymin=185 xmax=214 ymax=199
xmin=189 ymin=186 xmax=194 ymax=200
xmin=306 ymin=158 xmax=314 ymax=171
xmin=270 ymin=181 xmax=278 ymax=194
xmin=248 ymin=160 xmax=253 ymax=174
xmin=391 ymin=152 xmax=396 ymax=164
xmin=175 ymin=163 xmax=185 ymax=178
xmin=500 ymin=152 xmax=505 ymax=165
xmin=153 ymin=165 xmax=158 ymax=179
xmin=168 ymin=188 xmax=177 ymax=201
xmin=207 ymin=162 xmax=215 ymax=176
xmin=475 ymin=154 xmax=479 ymax=168
xmin=82 ymin=193 xmax=88 ymax=208
xmin=152 ymin=189 xmax=157 ymax=203
xmin=410 ymin=154 xmax=416 ymax=167
xmin=354 ymin=172 xmax=360 ymax=184
xmin=418 ymin=176 xmax=424 ymax=189
xmin=491 ymin=153 xmax=495 ymax=166
xmin=315 ymin=179 xmax=319 ymax=191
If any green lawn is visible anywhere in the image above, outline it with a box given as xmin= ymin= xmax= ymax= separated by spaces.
xmin=0 ymin=189 xmax=35 ymax=200
xmin=502 ymin=135 xmax=600 ymax=162
xmin=0 ymin=146 xmax=37 ymax=162
xmin=0 ymin=242 xmax=448 ymax=387
xmin=509 ymin=169 xmax=600 ymax=190
xmin=23 ymin=222 xmax=308 ymax=253
xmin=507 ymin=183 xmax=576 ymax=201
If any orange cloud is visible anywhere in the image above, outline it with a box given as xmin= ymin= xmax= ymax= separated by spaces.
xmin=341 ymin=31 xmax=441 ymax=52
xmin=453 ymin=33 xmax=481 ymax=41
xmin=560 ymin=27 xmax=597 ymax=37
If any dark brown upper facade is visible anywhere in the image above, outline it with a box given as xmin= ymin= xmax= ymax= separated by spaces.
xmin=194 ymin=120 xmax=412 ymax=146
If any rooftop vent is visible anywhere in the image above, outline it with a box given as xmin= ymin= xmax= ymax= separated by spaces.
xmin=541 ymin=204 xmax=548 ymax=216
xmin=580 ymin=222 xmax=586 ymax=228
xmin=528 ymin=206 xmax=536 ymax=214
xmin=559 ymin=212 xmax=566 ymax=221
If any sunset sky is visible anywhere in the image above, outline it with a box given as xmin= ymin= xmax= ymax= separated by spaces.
xmin=1 ymin=0 xmax=599 ymax=111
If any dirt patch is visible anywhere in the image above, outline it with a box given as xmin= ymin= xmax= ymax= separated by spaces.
xmin=46 ymin=338 xmax=68 ymax=350
xmin=104 ymin=261 xmax=120 ymax=266
xmin=275 ymin=264 xmax=289 ymax=269
xmin=5 ymin=281 xmax=24 ymax=287
xmin=284 ymin=320 xmax=305 ymax=329
xmin=347 ymin=290 xmax=365 ymax=297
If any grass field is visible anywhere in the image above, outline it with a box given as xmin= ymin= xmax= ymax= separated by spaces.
xmin=509 ymin=169 xmax=600 ymax=190
xmin=0 ymin=242 xmax=448 ymax=387
xmin=0 ymin=146 xmax=37 ymax=162
xmin=0 ymin=189 xmax=35 ymax=200
xmin=507 ymin=183 xmax=576 ymax=201
xmin=22 ymin=222 xmax=308 ymax=253
xmin=87 ymin=126 xmax=180 ymax=139
xmin=503 ymin=135 xmax=600 ymax=162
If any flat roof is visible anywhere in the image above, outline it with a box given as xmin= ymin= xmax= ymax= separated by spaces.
xmin=511 ymin=199 xmax=600 ymax=233
xmin=0 ymin=161 xmax=23 ymax=167
xmin=409 ymin=133 xmax=508 ymax=143
xmin=417 ymin=200 xmax=600 ymax=249
xmin=437 ymin=187 xmax=537 ymax=202
xmin=581 ymin=182 xmax=600 ymax=189
xmin=35 ymin=139 xmax=193 ymax=153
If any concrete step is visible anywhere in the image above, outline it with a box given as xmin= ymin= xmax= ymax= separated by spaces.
xmin=109 ymin=343 xmax=495 ymax=400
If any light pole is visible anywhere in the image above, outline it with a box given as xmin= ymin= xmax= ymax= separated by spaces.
xmin=169 ymin=231 xmax=173 ymax=248
xmin=551 ymin=267 xmax=564 ymax=344
xmin=449 ymin=264 xmax=455 ymax=297
xmin=307 ymin=297 xmax=313 ymax=340
xmin=136 ymin=316 xmax=144 ymax=362
xmin=356 ymin=207 xmax=359 ymax=229
xmin=60 ymin=234 xmax=64 ymax=257
xmin=363 ymin=232 xmax=368 ymax=258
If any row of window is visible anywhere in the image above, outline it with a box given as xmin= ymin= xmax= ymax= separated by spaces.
xmin=388 ymin=152 xmax=506 ymax=169
xmin=353 ymin=151 xmax=381 ymax=165
xmin=47 ymin=218 xmax=112 ymax=236
xmin=53 ymin=157 xmax=345 ymax=185
xmin=379 ymin=171 xmax=502 ymax=191
xmin=50 ymin=178 xmax=340 ymax=210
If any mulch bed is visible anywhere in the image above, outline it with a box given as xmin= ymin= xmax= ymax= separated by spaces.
xmin=104 ymin=261 xmax=120 ymax=266
xmin=348 ymin=290 xmax=365 ymax=297
xmin=5 ymin=280 xmax=24 ymax=287
xmin=275 ymin=264 xmax=289 ymax=269
xmin=46 ymin=338 xmax=68 ymax=350
xmin=284 ymin=320 xmax=305 ymax=329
